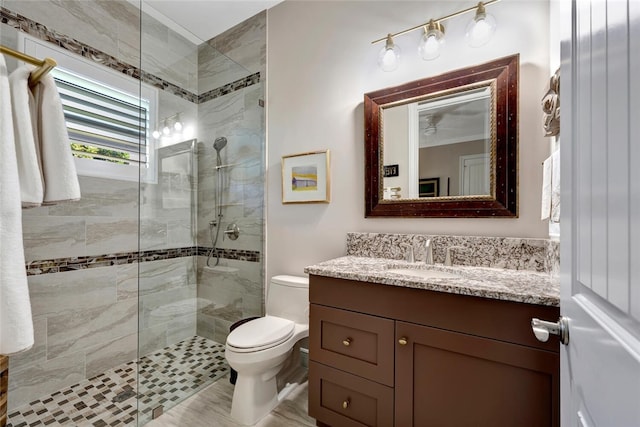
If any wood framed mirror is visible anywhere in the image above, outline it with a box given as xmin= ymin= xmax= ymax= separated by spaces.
xmin=364 ymin=54 xmax=519 ymax=218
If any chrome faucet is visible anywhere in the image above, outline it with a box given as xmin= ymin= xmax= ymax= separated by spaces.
xmin=424 ymin=239 xmax=433 ymax=265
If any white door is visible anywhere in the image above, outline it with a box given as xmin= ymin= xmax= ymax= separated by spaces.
xmin=560 ymin=0 xmax=640 ymax=425
xmin=459 ymin=153 xmax=489 ymax=195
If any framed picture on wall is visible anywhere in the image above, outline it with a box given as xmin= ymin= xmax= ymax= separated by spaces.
xmin=281 ymin=150 xmax=331 ymax=203
xmin=419 ymin=177 xmax=440 ymax=197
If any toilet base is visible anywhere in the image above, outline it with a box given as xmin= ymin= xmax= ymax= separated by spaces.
xmin=230 ymin=369 xmax=279 ymax=425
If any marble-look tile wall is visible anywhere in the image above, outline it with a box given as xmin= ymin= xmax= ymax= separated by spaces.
xmin=346 ymin=232 xmax=560 ymax=274
xmin=2 ymin=0 xmax=199 ymax=97
xmin=7 ymin=258 xmax=197 ymax=410
xmin=196 ymin=258 xmax=263 ymax=344
xmin=196 ymin=12 xmax=266 ymax=343
xmin=199 ymin=11 xmax=265 ymax=93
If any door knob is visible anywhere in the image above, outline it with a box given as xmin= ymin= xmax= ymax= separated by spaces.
xmin=531 ymin=317 xmax=569 ymax=345
xmin=398 ymin=337 xmax=408 ymax=346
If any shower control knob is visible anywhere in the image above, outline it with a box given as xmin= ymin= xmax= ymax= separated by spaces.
xmin=223 ymin=223 xmax=240 ymax=241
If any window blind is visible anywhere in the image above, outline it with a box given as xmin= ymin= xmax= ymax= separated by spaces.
xmin=53 ymin=69 xmax=150 ymax=166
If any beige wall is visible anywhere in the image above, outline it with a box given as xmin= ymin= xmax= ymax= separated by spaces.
xmin=266 ymin=0 xmax=551 ymax=280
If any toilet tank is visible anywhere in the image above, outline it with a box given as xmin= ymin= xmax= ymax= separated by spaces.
xmin=266 ymin=275 xmax=309 ymax=324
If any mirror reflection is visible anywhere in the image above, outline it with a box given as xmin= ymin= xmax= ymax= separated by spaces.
xmin=382 ymin=85 xmax=493 ymax=200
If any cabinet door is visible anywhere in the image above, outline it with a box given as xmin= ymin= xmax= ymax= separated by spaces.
xmin=395 ymin=321 xmax=559 ymax=427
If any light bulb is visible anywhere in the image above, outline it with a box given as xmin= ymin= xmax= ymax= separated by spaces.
xmin=162 ymin=121 xmax=171 ymax=136
xmin=377 ymin=34 xmax=401 ymax=72
xmin=152 ymin=130 xmax=161 ymax=139
xmin=173 ymin=113 xmax=183 ymax=132
xmin=419 ymin=20 xmax=445 ymax=61
xmin=465 ymin=3 xmax=497 ymax=47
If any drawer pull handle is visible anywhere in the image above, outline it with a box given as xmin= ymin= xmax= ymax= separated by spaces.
xmin=398 ymin=337 xmax=408 ymax=346
xmin=342 ymin=338 xmax=352 ymax=347
xmin=342 ymin=399 xmax=350 ymax=409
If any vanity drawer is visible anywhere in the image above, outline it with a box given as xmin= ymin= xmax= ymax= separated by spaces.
xmin=309 ymin=361 xmax=393 ymax=427
xmin=310 ymin=304 xmax=394 ymax=386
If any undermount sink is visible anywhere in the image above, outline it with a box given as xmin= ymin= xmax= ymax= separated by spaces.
xmin=386 ymin=268 xmax=461 ymax=279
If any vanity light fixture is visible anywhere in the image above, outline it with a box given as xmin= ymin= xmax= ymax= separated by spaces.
xmin=419 ymin=20 xmax=445 ymax=61
xmin=373 ymin=0 xmax=500 ymax=70
xmin=377 ymin=33 xmax=402 ymax=72
xmin=152 ymin=112 xmax=185 ymax=140
xmin=465 ymin=2 xmax=497 ymax=47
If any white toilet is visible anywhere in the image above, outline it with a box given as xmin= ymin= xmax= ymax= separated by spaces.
xmin=225 ymin=275 xmax=309 ymax=425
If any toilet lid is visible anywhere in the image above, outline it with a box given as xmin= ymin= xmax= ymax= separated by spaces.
xmin=226 ymin=316 xmax=295 ymax=350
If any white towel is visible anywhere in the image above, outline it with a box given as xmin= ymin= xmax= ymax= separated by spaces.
xmin=0 ymin=54 xmax=35 ymax=355
xmin=32 ymin=72 xmax=81 ymax=204
xmin=541 ymin=154 xmax=552 ymax=220
xmin=9 ymin=65 xmax=81 ymax=206
xmin=541 ymin=149 xmax=561 ymax=222
xmin=8 ymin=65 xmax=44 ymax=208
xmin=550 ymin=149 xmax=561 ymax=222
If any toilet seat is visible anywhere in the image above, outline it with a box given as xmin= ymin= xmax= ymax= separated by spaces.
xmin=226 ymin=316 xmax=295 ymax=353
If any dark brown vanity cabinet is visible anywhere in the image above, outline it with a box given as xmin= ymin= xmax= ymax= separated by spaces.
xmin=308 ymin=275 xmax=560 ymax=427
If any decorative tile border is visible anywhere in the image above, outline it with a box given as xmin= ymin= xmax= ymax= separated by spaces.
xmin=346 ymin=232 xmax=559 ymax=274
xmin=197 ymin=246 xmax=261 ymax=263
xmin=0 ymin=7 xmax=260 ymax=104
xmin=26 ymin=246 xmax=261 ymax=276
xmin=198 ymin=72 xmax=261 ymax=103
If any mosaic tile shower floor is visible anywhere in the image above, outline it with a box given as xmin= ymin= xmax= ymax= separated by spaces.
xmin=7 ymin=336 xmax=228 ymax=427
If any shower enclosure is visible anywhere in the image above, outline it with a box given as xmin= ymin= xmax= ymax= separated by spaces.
xmin=1 ymin=1 xmax=266 ymax=425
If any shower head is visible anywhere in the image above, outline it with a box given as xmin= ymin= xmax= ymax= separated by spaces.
xmin=213 ymin=137 xmax=227 ymax=167
xmin=213 ymin=137 xmax=227 ymax=152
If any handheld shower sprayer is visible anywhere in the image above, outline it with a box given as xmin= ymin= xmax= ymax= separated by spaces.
xmin=207 ymin=136 xmax=229 ymax=267
xmin=213 ymin=137 xmax=227 ymax=167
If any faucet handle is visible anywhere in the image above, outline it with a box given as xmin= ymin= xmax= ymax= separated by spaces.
xmin=444 ymin=247 xmax=453 ymax=266
xmin=424 ymin=239 xmax=433 ymax=265
xmin=401 ymin=243 xmax=415 ymax=263
xmin=444 ymin=246 xmax=465 ymax=266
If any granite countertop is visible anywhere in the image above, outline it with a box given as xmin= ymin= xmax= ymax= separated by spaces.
xmin=304 ymin=256 xmax=560 ymax=307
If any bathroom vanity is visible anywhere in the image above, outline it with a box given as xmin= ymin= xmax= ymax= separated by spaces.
xmin=306 ymin=256 xmax=560 ymax=427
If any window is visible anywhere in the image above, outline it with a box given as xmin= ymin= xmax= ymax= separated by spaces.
xmin=20 ymin=34 xmax=158 ymax=182
xmin=54 ymin=68 xmax=150 ymax=166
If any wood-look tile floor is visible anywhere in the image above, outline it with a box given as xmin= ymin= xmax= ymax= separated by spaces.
xmin=146 ymin=375 xmax=315 ymax=427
